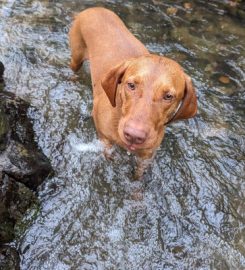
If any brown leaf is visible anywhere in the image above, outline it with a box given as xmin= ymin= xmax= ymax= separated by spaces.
xmin=184 ymin=3 xmax=192 ymax=9
xmin=167 ymin=7 xmax=178 ymax=16
xmin=219 ymin=76 xmax=230 ymax=84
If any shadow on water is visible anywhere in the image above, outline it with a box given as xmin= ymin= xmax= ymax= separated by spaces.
xmin=0 ymin=0 xmax=245 ymax=269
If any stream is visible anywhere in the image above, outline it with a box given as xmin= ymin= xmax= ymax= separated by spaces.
xmin=0 ymin=0 xmax=245 ymax=269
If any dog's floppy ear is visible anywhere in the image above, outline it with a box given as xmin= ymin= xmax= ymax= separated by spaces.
xmin=101 ymin=61 xmax=129 ymax=107
xmin=171 ymin=74 xmax=197 ymax=122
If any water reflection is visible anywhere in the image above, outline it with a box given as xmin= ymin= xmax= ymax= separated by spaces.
xmin=0 ymin=0 xmax=245 ymax=269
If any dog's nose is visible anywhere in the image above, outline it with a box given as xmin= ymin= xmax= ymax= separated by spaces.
xmin=123 ymin=126 xmax=147 ymax=145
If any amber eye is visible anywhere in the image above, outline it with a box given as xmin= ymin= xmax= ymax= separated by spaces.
xmin=127 ymin=82 xmax=136 ymax=90
xmin=163 ymin=92 xmax=173 ymax=101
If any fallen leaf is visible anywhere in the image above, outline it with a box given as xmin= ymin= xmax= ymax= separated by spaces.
xmin=229 ymin=0 xmax=238 ymax=7
xmin=184 ymin=2 xmax=192 ymax=9
xmin=219 ymin=76 xmax=230 ymax=84
xmin=167 ymin=7 xmax=178 ymax=16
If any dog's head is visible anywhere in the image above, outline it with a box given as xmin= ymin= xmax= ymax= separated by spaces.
xmin=101 ymin=55 xmax=197 ymax=151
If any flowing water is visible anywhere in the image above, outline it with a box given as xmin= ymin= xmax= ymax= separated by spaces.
xmin=0 ymin=0 xmax=245 ymax=269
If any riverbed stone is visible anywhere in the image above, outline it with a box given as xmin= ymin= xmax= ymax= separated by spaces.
xmin=0 ymin=172 xmax=36 ymax=243
xmin=0 ymin=90 xmax=52 ymax=269
xmin=0 ymin=91 xmax=53 ymax=190
xmin=0 ymin=245 xmax=20 ymax=270
xmin=225 ymin=1 xmax=245 ymax=21
xmin=0 ymin=61 xmax=4 ymax=83
xmin=0 ymin=107 xmax=8 ymax=152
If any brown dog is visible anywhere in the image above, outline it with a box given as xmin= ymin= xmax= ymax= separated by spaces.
xmin=69 ymin=7 xmax=197 ymax=178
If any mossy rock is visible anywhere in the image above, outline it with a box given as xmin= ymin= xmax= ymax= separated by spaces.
xmin=0 ymin=107 xmax=8 ymax=152
xmin=0 ymin=245 xmax=20 ymax=270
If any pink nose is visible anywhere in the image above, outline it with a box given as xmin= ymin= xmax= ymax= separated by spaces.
xmin=123 ymin=125 xmax=147 ymax=145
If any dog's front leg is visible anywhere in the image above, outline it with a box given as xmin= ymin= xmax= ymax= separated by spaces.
xmin=100 ymin=137 xmax=115 ymax=160
xmin=134 ymin=151 xmax=155 ymax=180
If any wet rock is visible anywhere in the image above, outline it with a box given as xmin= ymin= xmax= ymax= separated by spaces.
xmin=0 ymin=92 xmax=34 ymax=146
xmin=0 ymin=107 xmax=8 ymax=152
xmin=0 ymin=61 xmax=4 ymax=83
xmin=0 ymin=91 xmax=53 ymax=190
xmin=0 ymin=173 xmax=15 ymax=243
xmin=3 ymin=140 xmax=52 ymax=190
xmin=0 ymin=91 xmax=52 ymax=269
xmin=0 ymin=245 xmax=20 ymax=270
xmin=0 ymin=172 xmax=37 ymax=242
xmin=225 ymin=1 xmax=245 ymax=21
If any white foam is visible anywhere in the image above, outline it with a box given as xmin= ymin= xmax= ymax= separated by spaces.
xmin=72 ymin=139 xmax=104 ymax=153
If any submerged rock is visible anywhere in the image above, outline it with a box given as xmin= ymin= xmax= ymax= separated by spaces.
xmin=0 ymin=90 xmax=52 ymax=269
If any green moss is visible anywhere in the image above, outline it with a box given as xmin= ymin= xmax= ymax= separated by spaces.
xmin=0 ymin=220 xmax=15 ymax=243
xmin=14 ymin=183 xmax=40 ymax=239
xmin=14 ymin=200 xmax=40 ymax=240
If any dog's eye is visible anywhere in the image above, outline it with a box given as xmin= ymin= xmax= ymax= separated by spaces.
xmin=127 ymin=82 xmax=136 ymax=90
xmin=163 ymin=93 xmax=173 ymax=101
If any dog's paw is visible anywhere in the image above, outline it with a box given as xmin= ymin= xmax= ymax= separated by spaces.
xmin=133 ymin=169 xmax=145 ymax=181
xmin=101 ymin=139 xmax=115 ymax=161
xmin=103 ymin=147 xmax=115 ymax=161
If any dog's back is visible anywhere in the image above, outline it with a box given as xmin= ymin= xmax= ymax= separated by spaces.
xmin=69 ymin=8 xmax=148 ymax=83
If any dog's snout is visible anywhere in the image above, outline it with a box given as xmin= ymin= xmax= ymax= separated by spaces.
xmin=123 ymin=125 xmax=147 ymax=145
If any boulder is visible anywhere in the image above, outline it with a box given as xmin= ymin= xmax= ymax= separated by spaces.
xmin=0 ymin=61 xmax=4 ymax=83
xmin=0 ymin=245 xmax=20 ymax=270
xmin=0 ymin=88 xmax=53 ymax=269
xmin=0 ymin=91 xmax=53 ymax=190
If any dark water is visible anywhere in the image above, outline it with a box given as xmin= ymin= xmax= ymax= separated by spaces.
xmin=0 ymin=0 xmax=245 ymax=269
